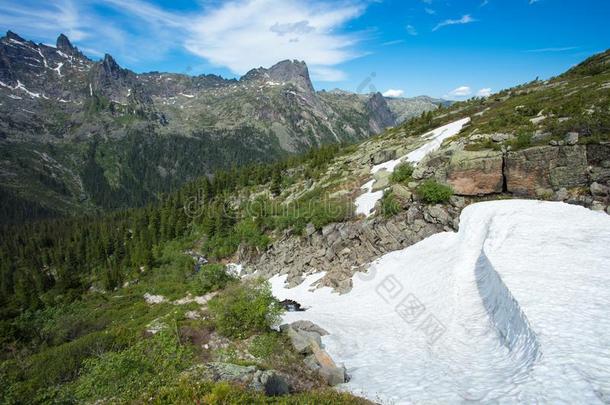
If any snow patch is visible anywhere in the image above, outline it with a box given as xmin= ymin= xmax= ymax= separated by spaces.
xmin=356 ymin=117 xmax=470 ymax=217
xmin=272 ymin=200 xmax=610 ymax=403
xmin=354 ymin=180 xmax=383 ymax=217
xmin=54 ymin=62 xmax=63 ymax=77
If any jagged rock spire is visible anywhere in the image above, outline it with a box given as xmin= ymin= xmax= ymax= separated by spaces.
xmin=56 ymin=34 xmax=74 ymax=52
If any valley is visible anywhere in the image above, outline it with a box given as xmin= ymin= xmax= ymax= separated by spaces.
xmin=0 ymin=14 xmax=609 ymax=405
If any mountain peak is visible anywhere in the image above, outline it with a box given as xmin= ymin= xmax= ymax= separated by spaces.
xmin=268 ymin=59 xmax=313 ymax=91
xmin=5 ymin=30 xmax=26 ymax=42
xmin=56 ymin=34 xmax=74 ymax=51
xmin=102 ymin=54 xmax=121 ymax=74
xmin=241 ymin=59 xmax=314 ymax=92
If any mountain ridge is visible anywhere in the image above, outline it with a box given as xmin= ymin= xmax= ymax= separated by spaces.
xmin=0 ymin=31 xmax=442 ymax=223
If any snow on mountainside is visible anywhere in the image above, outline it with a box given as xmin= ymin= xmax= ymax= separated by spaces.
xmin=272 ymin=200 xmax=610 ymax=403
xmin=355 ymin=117 xmax=470 ymax=217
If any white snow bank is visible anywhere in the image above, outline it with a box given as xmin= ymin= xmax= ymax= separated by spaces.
xmin=406 ymin=117 xmax=470 ymax=163
xmin=354 ymin=179 xmax=383 ymax=217
xmin=356 ymin=117 xmax=470 ymax=217
xmin=272 ymin=200 xmax=610 ymax=403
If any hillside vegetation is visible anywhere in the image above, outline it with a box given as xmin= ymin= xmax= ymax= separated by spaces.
xmin=0 ymin=49 xmax=609 ymax=403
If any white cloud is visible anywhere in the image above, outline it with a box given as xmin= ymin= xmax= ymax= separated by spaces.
xmin=525 ymin=46 xmax=577 ymax=53
xmin=381 ymin=39 xmax=405 ymax=46
xmin=183 ymin=0 xmax=366 ymax=78
xmin=424 ymin=8 xmax=436 ymax=14
xmin=1 ymin=0 xmax=367 ymax=81
xmin=433 ymin=14 xmax=476 ymax=31
xmin=443 ymin=85 xmax=472 ymax=99
xmin=406 ymin=25 xmax=417 ymax=36
xmin=477 ymin=88 xmax=492 ymax=97
xmin=382 ymin=89 xmax=404 ymax=97
xmin=310 ymin=66 xmax=347 ymax=82
xmin=529 ymin=0 xmax=540 ymax=4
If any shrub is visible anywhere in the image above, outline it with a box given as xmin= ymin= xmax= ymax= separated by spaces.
xmin=249 ymin=332 xmax=284 ymax=359
xmin=196 ymin=264 xmax=236 ymax=294
xmin=150 ymin=380 xmax=370 ymax=405
xmin=69 ymin=330 xmax=191 ymax=402
xmin=0 ymin=331 xmax=118 ymax=403
xmin=380 ymin=191 xmax=401 ymax=218
xmin=510 ymin=132 xmax=533 ymax=150
xmin=390 ymin=162 xmax=414 ymax=184
xmin=208 ymin=280 xmax=283 ymax=339
xmin=417 ymin=181 xmax=453 ymax=204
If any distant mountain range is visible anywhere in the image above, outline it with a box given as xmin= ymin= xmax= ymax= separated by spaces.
xmin=0 ymin=31 xmax=442 ymax=222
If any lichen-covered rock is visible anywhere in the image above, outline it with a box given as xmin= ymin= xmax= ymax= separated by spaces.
xmin=370 ymin=148 xmax=397 ymax=165
xmin=446 ymin=150 xmax=504 ymax=195
xmin=391 ymin=184 xmax=412 ymax=200
xmin=371 ymin=170 xmax=391 ymax=192
xmin=505 ymin=145 xmax=588 ymax=195
xmin=191 ymin=363 xmax=290 ymax=396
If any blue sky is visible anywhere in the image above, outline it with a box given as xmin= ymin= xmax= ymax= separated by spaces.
xmin=0 ymin=0 xmax=608 ymax=99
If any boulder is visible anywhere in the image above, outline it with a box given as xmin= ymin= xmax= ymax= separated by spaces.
xmin=554 ymin=187 xmax=569 ymax=201
xmin=193 ymin=363 xmax=289 ymax=396
xmin=319 ymin=365 xmax=348 ymax=386
xmin=289 ymin=320 xmax=329 ymax=336
xmin=591 ymin=201 xmax=606 ymax=212
xmin=304 ymin=354 xmax=320 ymax=371
xmin=423 ymin=205 xmax=452 ymax=226
xmin=202 ymin=362 xmax=258 ymax=383
xmin=250 ymin=370 xmax=290 ymax=396
xmin=491 ymin=133 xmax=511 ymax=142
xmin=285 ymin=327 xmax=313 ymax=354
xmin=391 ymin=184 xmax=412 ymax=200
xmin=371 ymin=149 xmax=397 ymax=165
xmin=565 ymin=132 xmax=579 ymax=145
xmin=371 ymin=170 xmax=391 ymax=192
xmin=282 ymin=324 xmax=323 ymax=354
xmin=446 ymin=150 xmax=504 ymax=195
xmin=310 ymin=340 xmax=348 ymax=386
xmin=590 ymin=182 xmax=609 ymax=197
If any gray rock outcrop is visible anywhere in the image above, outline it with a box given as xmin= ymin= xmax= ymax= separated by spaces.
xmin=281 ymin=321 xmax=348 ymax=386
xmin=243 ymin=202 xmax=458 ymax=293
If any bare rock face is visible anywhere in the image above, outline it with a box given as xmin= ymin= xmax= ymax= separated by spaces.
xmin=447 ymin=150 xmax=504 ymax=195
xmin=365 ymin=92 xmax=396 ymax=133
xmin=505 ymin=145 xmax=588 ymax=195
xmin=243 ymin=202 xmax=459 ymax=293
